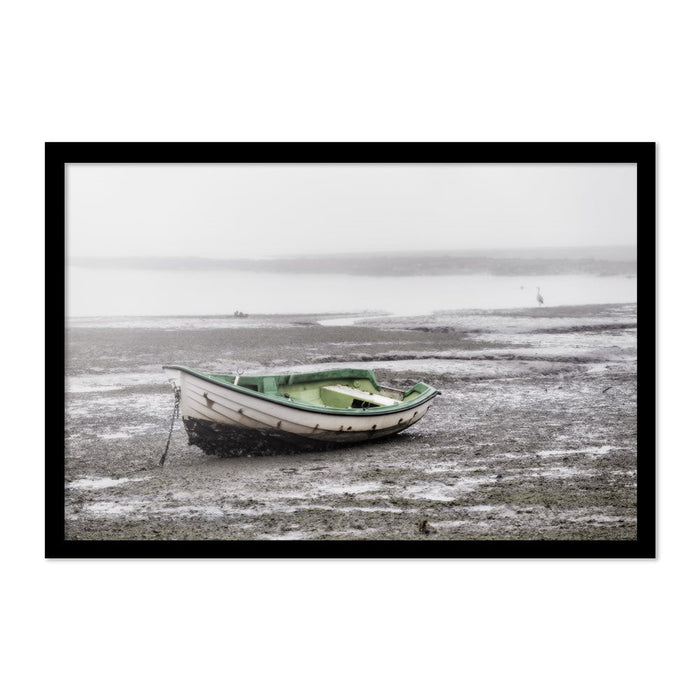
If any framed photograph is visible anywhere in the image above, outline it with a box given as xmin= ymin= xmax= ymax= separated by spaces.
xmin=48 ymin=142 xmax=655 ymax=557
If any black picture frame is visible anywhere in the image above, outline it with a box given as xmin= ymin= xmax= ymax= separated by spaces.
xmin=48 ymin=142 xmax=655 ymax=558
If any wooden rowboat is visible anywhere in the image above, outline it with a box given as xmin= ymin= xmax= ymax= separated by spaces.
xmin=163 ymin=365 xmax=440 ymax=456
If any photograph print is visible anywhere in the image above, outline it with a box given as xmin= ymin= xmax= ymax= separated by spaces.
xmin=49 ymin=143 xmax=654 ymax=557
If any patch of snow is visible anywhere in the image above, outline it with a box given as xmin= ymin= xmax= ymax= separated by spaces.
xmin=68 ymin=477 xmax=150 ymax=490
xmin=536 ymin=446 xmax=617 ymax=457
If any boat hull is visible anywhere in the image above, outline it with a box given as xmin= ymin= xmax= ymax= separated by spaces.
xmin=181 ymin=417 xmax=424 ymax=457
xmin=165 ymin=367 xmax=437 ymax=455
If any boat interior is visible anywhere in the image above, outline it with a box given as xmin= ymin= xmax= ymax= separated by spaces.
xmin=208 ymin=368 xmax=428 ymax=409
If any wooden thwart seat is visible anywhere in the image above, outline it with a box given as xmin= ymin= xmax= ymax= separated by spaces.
xmin=320 ymin=384 xmax=401 ymax=408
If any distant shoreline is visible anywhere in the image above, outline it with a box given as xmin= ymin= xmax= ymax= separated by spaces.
xmin=70 ymin=246 xmax=637 ymax=278
xmin=66 ymin=302 xmax=638 ymax=326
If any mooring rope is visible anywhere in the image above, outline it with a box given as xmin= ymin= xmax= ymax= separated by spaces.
xmin=158 ymin=389 xmax=180 ymax=467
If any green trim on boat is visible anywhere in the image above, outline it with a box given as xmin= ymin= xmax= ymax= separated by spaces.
xmin=163 ymin=365 xmax=440 ymax=416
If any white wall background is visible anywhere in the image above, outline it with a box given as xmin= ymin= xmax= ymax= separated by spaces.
xmin=2 ymin=1 xmax=692 ymax=699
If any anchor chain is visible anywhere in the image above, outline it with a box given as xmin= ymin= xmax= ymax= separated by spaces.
xmin=158 ymin=388 xmax=180 ymax=467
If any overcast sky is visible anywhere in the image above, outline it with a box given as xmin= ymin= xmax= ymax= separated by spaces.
xmin=67 ymin=163 xmax=636 ymax=259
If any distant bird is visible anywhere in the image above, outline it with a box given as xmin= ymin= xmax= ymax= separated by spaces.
xmin=536 ymin=286 xmax=544 ymax=306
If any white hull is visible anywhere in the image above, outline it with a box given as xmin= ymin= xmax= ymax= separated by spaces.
xmin=165 ymin=368 xmax=435 ymax=445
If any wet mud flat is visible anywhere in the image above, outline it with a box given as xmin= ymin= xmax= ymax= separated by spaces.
xmin=65 ymin=303 xmax=637 ymax=541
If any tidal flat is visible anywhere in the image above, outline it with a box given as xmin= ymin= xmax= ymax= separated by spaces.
xmin=64 ymin=303 xmax=637 ymax=541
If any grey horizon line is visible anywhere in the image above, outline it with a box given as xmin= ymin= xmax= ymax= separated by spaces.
xmin=70 ymin=243 xmax=637 ymax=262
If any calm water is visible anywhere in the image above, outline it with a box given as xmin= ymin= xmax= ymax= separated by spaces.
xmin=68 ymin=267 xmax=637 ymax=317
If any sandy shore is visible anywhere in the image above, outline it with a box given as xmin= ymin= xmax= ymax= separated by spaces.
xmin=65 ymin=303 xmax=637 ymax=540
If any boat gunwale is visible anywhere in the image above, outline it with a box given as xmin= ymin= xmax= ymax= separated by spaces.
xmin=163 ymin=364 xmax=440 ymax=416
